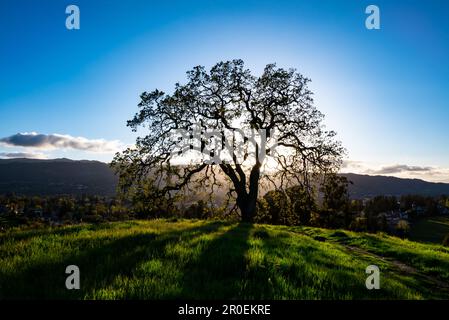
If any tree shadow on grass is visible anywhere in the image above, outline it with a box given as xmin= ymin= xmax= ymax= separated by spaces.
xmin=178 ymin=223 xmax=253 ymax=299
xmin=0 ymin=221 xmax=227 ymax=299
xmin=253 ymin=232 xmax=449 ymax=299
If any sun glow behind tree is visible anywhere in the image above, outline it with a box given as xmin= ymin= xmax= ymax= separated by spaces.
xmin=113 ymin=60 xmax=344 ymax=222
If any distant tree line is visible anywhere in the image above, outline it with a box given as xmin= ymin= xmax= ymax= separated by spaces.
xmin=256 ymin=184 xmax=449 ymax=237
xmin=1 ymin=181 xmax=449 ymax=241
xmin=0 ymin=195 xmax=130 ymax=229
xmin=101 ymin=171 xmax=449 ymax=239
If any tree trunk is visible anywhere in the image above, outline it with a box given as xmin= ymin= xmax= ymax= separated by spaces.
xmin=220 ymin=161 xmax=260 ymax=223
xmin=237 ymin=163 xmax=260 ymax=223
xmin=238 ymin=193 xmax=257 ymax=223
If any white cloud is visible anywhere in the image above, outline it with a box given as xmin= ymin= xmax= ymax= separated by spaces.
xmin=367 ymin=164 xmax=433 ymax=175
xmin=341 ymin=159 xmax=449 ymax=183
xmin=0 ymin=132 xmax=122 ymax=153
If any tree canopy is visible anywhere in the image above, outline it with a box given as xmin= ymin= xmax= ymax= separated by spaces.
xmin=112 ymin=59 xmax=344 ymax=222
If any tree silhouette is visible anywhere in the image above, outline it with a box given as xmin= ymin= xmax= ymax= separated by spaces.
xmin=112 ymin=60 xmax=344 ymax=222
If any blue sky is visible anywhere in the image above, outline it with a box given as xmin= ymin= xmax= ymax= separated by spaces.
xmin=1 ymin=0 xmax=448 ymax=182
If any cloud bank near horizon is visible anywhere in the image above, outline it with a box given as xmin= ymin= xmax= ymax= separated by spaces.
xmin=0 ymin=132 xmax=122 ymax=153
xmin=342 ymin=160 xmax=449 ymax=183
xmin=367 ymin=164 xmax=433 ymax=175
xmin=0 ymin=152 xmax=47 ymax=159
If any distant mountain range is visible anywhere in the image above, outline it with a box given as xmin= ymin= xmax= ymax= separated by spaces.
xmin=0 ymin=158 xmax=448 ymax=198
xmin=341 ymin=173 xmax=449 ymax=198
xmin=0 ymin=158 xmax=118 ymax=196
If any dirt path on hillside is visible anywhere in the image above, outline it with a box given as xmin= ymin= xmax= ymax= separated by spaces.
xmin=342 ymin=244 xmax=449 ymax=291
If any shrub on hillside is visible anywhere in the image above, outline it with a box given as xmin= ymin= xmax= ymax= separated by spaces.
xmin=395 ymin=220 xmax=410 ymax=238
xmin=349 ymin=216 xmax=367 ymax=232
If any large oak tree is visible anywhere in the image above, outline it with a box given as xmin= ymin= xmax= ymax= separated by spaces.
xmin=112 ymin=60 xmax=344 ymax=222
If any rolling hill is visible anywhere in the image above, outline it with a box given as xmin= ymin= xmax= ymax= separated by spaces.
xmin=0 ymin=158 xmax=118 ymax=196
xmin=342 ymin=173 xmax=449 ymax=198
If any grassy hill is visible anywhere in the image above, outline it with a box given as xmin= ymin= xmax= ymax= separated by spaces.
xmin=1 ymin=219 xmax=449 ymax=299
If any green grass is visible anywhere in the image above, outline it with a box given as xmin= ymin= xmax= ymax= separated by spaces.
xmin=409 ymin=216 xmax=449 ymax=244
xmin=1 ymin=219 xmax=449 ymax=300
